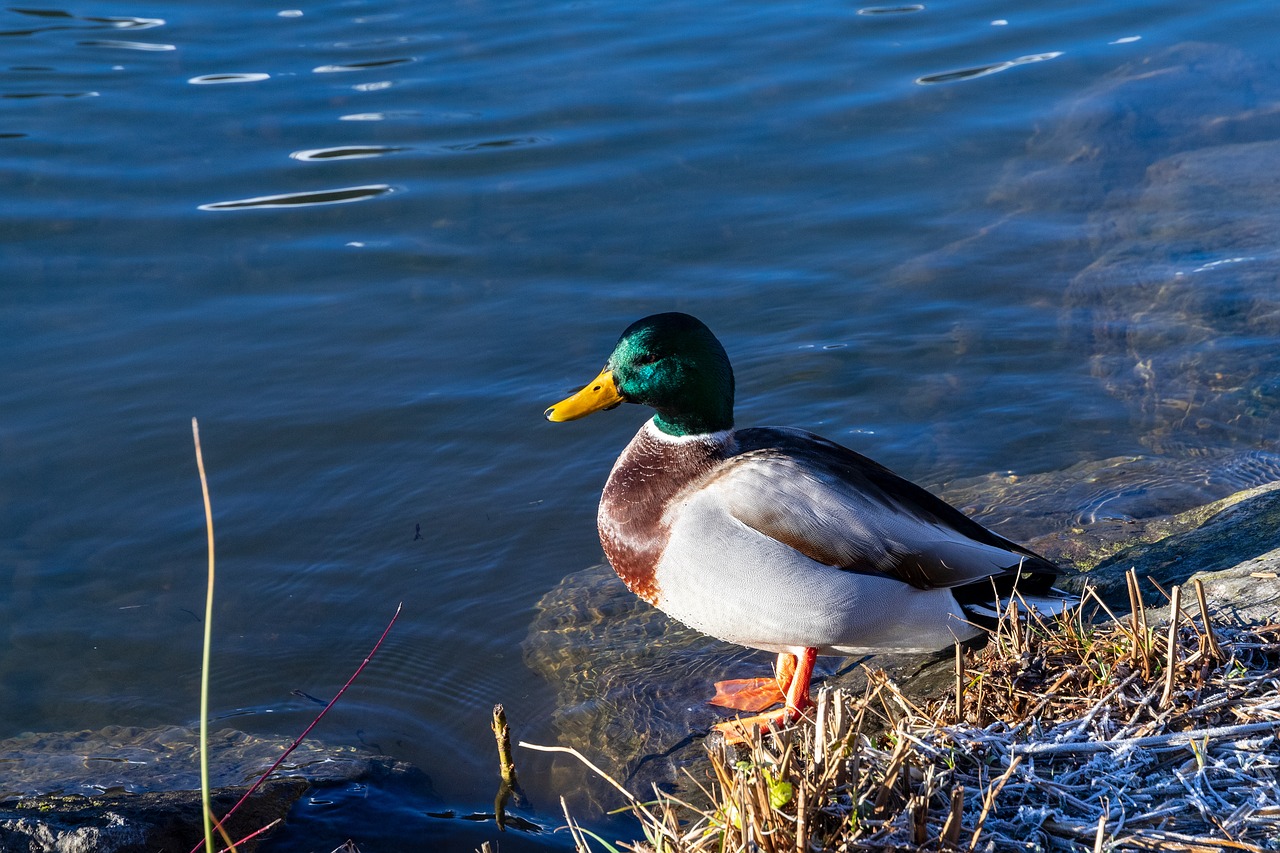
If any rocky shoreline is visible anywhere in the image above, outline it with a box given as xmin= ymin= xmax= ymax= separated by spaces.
xmin=0 ymin=727 xmax=428 ymax=853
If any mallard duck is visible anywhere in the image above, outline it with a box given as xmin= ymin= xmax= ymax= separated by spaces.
xmin=545 ymin=312 xmax=1072 ymax=740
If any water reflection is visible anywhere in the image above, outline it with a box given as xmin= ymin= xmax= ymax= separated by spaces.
xmin=313 ymin=58 xmax=414 ymax=73
xmin=187 ymin=73 xmax=271 ymax=84
xmin=0 ymin=8 xmax=163 ymax=36
xmin=339 ymin=111 xmax=423 ymax=121
xmin=79 ymin=39 xmax=175 ymax=51
xmin=198 ymin=184 xmax=395 ymax=210
xmin=0 ymin=90 xmax=98 ymax=99
xmin=442 ymin=137 xmax=546 ymax=152
xmin=290 ymin=146 xmax=410 ymax=162
xmin=916 ymin=51 xmax=1063 ymax=85
xmin=1183 ymin=255 xmax=1260 ymax=275
xmin=856 ymin=5 xmax=925 ymax=14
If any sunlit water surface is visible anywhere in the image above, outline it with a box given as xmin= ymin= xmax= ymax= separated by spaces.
xmin=3 ymin=0 xmax=1280 ymax=848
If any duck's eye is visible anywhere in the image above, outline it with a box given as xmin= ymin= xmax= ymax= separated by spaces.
xmin=634 ymin=353 xmax=659 ymax=366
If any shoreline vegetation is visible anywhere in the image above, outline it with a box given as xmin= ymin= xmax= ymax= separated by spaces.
xmin=188 ymin=421 xmax=403 ymax=853
xmin=542 ymin=572 xmax=1280 ymax=852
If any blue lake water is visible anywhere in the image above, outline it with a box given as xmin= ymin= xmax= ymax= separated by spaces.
xmin=4 ymin=0 xmax=1280 ymax=848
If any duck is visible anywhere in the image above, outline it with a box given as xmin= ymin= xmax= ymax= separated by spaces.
xmin=545 ymin=312 xmax=1073 ymax=741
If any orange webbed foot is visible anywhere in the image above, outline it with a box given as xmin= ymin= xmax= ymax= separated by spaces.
xmin=709 ymin=648 xmax=818 ymax=745
xmin=709 ymin=678 xmax=787 ymax=712
xmin=708 ymin=651 xmax=798 ymax=711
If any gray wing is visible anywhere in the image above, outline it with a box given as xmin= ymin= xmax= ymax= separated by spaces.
xmin=712 ymin=427 xmax=1055 ymax=591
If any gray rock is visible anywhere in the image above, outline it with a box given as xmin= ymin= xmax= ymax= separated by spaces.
xmin=0 ymin=725 xmax=400 ymax=800
xmin=1190 ymin=546 xmax=1280 ymax=625
xmin=0 ymin=726 xmax=426 ymax=853
xmin=0 ymin=780 xmax=306 ymax=853
xmin=1074 ymin=480 xmax=1280 ymax=612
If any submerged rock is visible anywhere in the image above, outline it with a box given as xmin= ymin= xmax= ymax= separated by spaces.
xmin=1046 ymin=44 xmax=1280 ymax=452
xmin=0 ymin=725 xmax=406 ymax=801
xmin=993 ymin=42 xmax=1280 ymax=223
xmin=0 ymin=726 xmax=426 ymax=853
xmin=902 ymin=42 xmax=1280 ymax=454
xmin=937 ymin=449 xmax=1280 ymax=557
xmin=1067 ymin=137 xmax=1280 ymax=454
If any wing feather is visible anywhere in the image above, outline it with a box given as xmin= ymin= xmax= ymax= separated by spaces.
xmin=709 ymin=427 xmax=1057 ymax=591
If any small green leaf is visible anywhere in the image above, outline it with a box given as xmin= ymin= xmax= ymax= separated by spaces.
xmin=768 ymin=777 xmax=793 ymax=809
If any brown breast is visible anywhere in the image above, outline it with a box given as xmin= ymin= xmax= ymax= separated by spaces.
xmin=597 ymin=424 xmax=728 ymax=605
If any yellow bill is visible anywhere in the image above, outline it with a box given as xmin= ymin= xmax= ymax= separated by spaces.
xmin=545 ymin=368 xmax=624 ymax=422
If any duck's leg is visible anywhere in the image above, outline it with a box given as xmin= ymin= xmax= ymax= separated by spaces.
xmin=709 ymin=652 xmax=796 ymax=712
xmin=713 ymin=648 xmax=817 ymax=744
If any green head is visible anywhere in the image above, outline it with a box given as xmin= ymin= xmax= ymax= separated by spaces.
xmin=545 ymin=312 xmax=735 ymax=437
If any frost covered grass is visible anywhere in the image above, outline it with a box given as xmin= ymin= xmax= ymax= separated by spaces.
xmin=560 ymin=572 xmax=1280 ymax=852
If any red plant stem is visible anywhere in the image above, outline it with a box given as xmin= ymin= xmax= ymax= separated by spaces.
xmin=188 ymin=602 xmax=404 ymax=853
xmin=217 ymin=818 xmax=283 ymax=853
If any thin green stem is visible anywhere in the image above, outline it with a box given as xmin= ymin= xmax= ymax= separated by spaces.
xmin=192 ymin=418 xmax=217 ymax=853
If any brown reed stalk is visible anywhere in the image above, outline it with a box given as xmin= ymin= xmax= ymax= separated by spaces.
xmin=1194 ymin=579 xmax=1224 ymax=662
xmin=1160 ymin=584 xmax=1183 ymax=708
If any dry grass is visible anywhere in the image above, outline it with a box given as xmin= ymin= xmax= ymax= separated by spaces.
xmin=569 ymin=573 xmax=1280 ymax=852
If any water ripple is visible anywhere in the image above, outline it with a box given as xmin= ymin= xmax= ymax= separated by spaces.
xmin=441 ymin=136 xmax=546 ymax=153
xmin=198 ymin=184 xmax=395 ymax=210
xmin=290 ymin=146 xmax=409 ymax=161
xmin=339 ymin=111 xmax=422 ymax=121
xmin=2 ymin=8 xmax=163 ymax=36
xmin=188 ymin=73 xmax=271 ymax=85
xmin=79 ymin=39 xmax=175 ymax=51
xmin=1 ymin=90 xmax=98 ymax=99
xmin=857 ymin=5 xmax=924 ymax=14
xmin=916 ymin=51 xmax=1063 ymax=85
xmin=313 ymin=58 xmax=413 ymax=73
